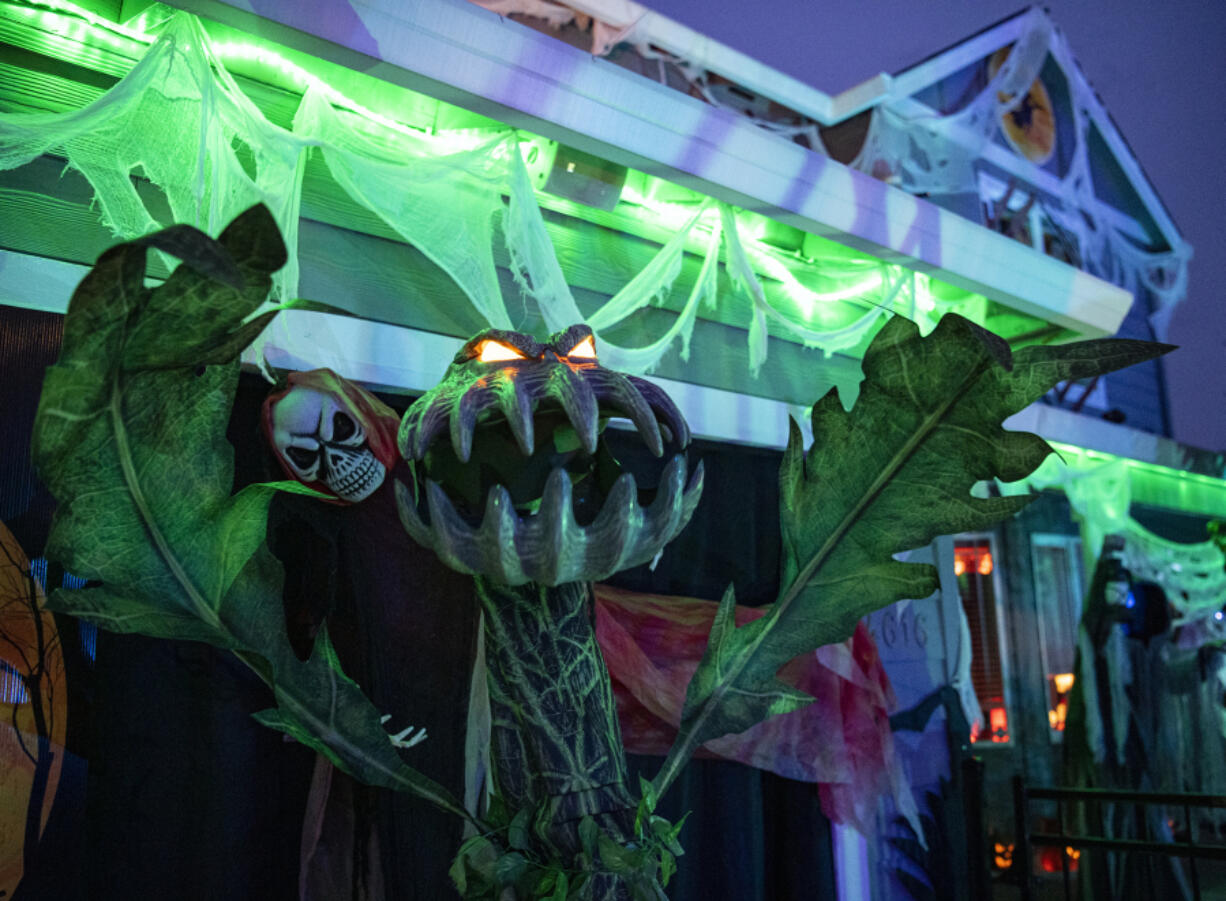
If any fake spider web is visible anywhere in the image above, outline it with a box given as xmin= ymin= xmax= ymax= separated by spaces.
xmin=0 ymin=9 xmax=929 ymax=378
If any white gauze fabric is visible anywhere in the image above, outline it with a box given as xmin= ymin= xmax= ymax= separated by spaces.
xmin=0 ymin=13 xmax=307 ymax=301
xmin=1 ymin=9 xmax=924 ymax=379
xmin=1004 ymin=455 xmax=1226 ymax=626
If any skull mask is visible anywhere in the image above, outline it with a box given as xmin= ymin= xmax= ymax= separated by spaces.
xmin=262 ymin=369 xmax=400 ymax=504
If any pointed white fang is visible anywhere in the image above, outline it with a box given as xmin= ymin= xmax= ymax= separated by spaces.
xmin=394 ymin=479 xmax=434 ymax=550
xmin=642 ymin=454 xmax=686 ymax=550
xmin=425 ymin=479 xmax=481 ymax=576
xmin=479 ymin=484 xmax=526 ymax=585
xmin=679 ymin=458 xmax=705 ymax=528
xmin=409 ymin=403 xmax=448 ymax=461
xmin=450 ymin=392 xmax=478 ymax=463
xmin=502 ymin=378 xmax=536 ymax=457
xmin=610 ymin=377 xmax=663 ymax=458
xmin=583 ymin=471 xmax=640 ymax=579
xmin=525 ymin=467 xmax=577 ymax=584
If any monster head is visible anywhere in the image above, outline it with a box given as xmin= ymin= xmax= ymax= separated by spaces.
xmin=396 ymin=325 xmax=703 ymax=585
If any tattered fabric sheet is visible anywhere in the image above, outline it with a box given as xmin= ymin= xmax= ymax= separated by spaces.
xmin=593 ymin=584 xmax=919 ymax=835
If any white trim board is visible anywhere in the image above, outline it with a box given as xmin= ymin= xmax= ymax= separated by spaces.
xmin=0 ymin=252 xmax=92 ymax=314
xmin=0 ymin=249 xmax=813 ymax=450
xmin=0 ymin=249 xmax=1187 ymax=466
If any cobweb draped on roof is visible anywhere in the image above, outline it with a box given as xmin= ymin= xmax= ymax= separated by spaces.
xmin=0 ymin=13 xmax=307 ymax=301
xmin=1004 ymin=455 xmax=1226 ymax=626
xmin=849 ymin=7 xmax=1191 ymax=340
xmin=0 ymin=9 xmax=919 ymax=377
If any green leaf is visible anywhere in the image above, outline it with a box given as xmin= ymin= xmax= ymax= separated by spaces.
xmin=674 ymin=582 xmax=816 ymax=751
xmin=551 ymin=871 xmax=569 ymax=900
xmin=634 ymin=775 xmax=658 ymax=838
xmin=122 ymin=206 xmax=287 ymax=369
xmin=578 ymin=816 xmax=600 ymax=858
xmin=277 ymin=297 xmax=369 ymax=318
xmin=258 ymin=480 xmax=337 ymax=500
xmin=597 ymin=833 xmax=640 ymax=874
xmin=651 ymin=812 xmax=687 ymax=856
xmin=494 ymin=851 xmax=528 ymax=887
xmin=655 ymin=313 xmax=1171 ymax=796
xmin=566 ymin=873 xmax=587 ymax=899
xmin=659 ymin=850 xmax=676 ymax=887
xmin=487 ymin=793 xmax=510 ymax=828
xmin=33 ymin=207 xmax=470 ymax=822
xmin=535 ymin=871 xmax=557 ymax=896
xmin=450 ymin=834 xmax=498 ymax=895
xmin=507 ymin=806 xmax=532 ymax=851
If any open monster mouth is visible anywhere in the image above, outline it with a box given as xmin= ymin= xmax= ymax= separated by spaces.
xmin=394 ymin=325 xmax=704 ymax=586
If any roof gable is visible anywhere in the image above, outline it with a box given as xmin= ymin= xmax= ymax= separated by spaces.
xmin=840 ymin=6 xmax=1189 ymax=336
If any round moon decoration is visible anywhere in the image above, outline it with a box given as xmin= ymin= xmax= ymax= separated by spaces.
xmin=990 ymin=45 xmax=1057 ymax=166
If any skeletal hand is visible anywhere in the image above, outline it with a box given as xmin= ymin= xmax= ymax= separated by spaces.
xmin=380 ymin=714 xmax=427 ymax=749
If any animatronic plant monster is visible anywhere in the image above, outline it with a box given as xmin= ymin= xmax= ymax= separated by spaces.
xmin=396 ymin=325 xmax=702 ymax=898
xmin=32 ymin=206 xmax=1171 ymax=900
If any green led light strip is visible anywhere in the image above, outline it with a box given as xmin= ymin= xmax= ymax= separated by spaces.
xmin=1047 ymin=441 xmax=1226 ymax=519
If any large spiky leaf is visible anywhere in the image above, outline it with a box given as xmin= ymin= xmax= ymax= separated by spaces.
xmin=32 ymin=206 xmax=468 ymax=820
xmin=654 ymin=313 xmax=1171 ymax=794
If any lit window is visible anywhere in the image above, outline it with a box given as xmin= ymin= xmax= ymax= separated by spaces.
xmin=1031 ymin=534 xmax=1085 ymax=738
xmin=955 ymin=535 xmax=1010 ymax=744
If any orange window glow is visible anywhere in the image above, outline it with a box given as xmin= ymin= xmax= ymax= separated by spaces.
xmin=993 ymin=842 xmax=1015 ymax=870
xmin=977 ymin=550 xmax=994 ymax=575
xmin=954 ymin=545 xmax=993 ymax=576
xmin=989 ymin=706 xmax=1009 ymax=742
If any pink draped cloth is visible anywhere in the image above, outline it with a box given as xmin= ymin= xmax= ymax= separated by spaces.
xmin=593 ymin=584 xmax=919 ymax=834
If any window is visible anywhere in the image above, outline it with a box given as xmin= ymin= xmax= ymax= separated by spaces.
xmin=1030 ymin=534 xmax=1085 ymax=737
xmin=955 ymin=535 xmax=1011 ymax=743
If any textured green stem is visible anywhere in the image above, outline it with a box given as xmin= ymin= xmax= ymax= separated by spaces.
xmin=476 ymin=577 xmax=643 ymax=899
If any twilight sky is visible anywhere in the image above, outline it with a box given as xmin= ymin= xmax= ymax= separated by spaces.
xmin=642 ymin=0 xmax=1226 ymax=454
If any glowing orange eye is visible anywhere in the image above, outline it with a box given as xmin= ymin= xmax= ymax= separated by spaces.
xmin=477 ymin=340 xmax=527 ymax=363
xmin=567 ymin=335 xmax=597 ymax=360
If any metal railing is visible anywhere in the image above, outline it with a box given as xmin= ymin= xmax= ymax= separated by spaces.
xmin=1013 ymin=778 xmax=1226 ymax=901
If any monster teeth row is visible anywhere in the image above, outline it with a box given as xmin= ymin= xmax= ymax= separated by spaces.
xmin=402 ymin=367 xmax=685 ymax=464
xmin=332 ymin=457 xmax=386 ymax=503
xmin=395 ymin=456 xmax=704 ymax=586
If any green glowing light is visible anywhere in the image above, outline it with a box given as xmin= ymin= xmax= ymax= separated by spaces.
xmin=4 ymin=0 xmax=150 ymax=70
xmin=1046 ymin=441 xmax=1226 ymax=519
xmin=20 ymin=0 xmax=152 ymax=44
xmin=618 ymin=187 xmax=711 ymax=235
xmin=4 ymin=0 xmax=1025 ymax=345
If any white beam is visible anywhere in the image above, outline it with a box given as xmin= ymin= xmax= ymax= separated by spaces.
xmin=245 ymin=309 xmax=819 ymax=450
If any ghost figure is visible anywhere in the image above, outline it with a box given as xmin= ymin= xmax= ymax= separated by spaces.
xmin=262 ymin=369 xmax=400 ymax=504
